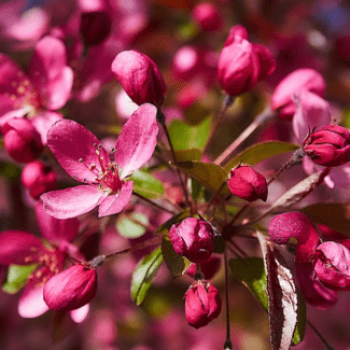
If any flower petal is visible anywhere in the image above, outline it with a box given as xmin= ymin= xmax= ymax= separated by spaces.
xmin=35 ymin=201 xmax=80 ymax=243
xmin=18 ymin=283 xmax=49 ymax=318
xmin=29 ymin=36 xmax=73 ymax=110
xmin=98 ymin=181 xmax=134 ymax=217
xmin=30 ymin=110 xmax=62 ymax=145
xmin=0 ymin=230 xmax=43 ymax=265
xmin=47 ymin=119 xmax=109 ymax=183
xmin=114 ymin=104 xmax=158 ymax=178
xmin=69 ymin=304 xmax=90 ymax=323
xmin=41 ymin=185 xmax=103 ymax=219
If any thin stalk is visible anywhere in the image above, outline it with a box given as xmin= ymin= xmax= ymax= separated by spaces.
xmin=133 ymin=192 xmax=177 ymax=215
xmin=223 ymin=250 xmax=233 ymax=350
xmin=214 ymin=108 xmax=276 ymax=166
xmin=203 ymin=95 xmax=235 ymax=155
xmin=307 ymin=320 xmax=335 ymax=350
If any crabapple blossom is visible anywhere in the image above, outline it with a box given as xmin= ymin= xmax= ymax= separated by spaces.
xmin=185 ymin=280 xmax=222 ymax=329
xmin=228 ymin=165 xmax=268 ymax=202
xmin=41 ymin=103 xmax=158 ymax=219
xmin=169 ymin=217 xmax=214 ymax=263
xmin=217 ymin=25 xmax=276 ymax=97
xmin=191 ymin=2 xmax=222 ymax=32
xmin=112 ymin=50 xmax=166 ymax=107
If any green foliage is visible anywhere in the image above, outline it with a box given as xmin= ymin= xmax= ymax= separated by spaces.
xmin=2 ymin=264 xmax=37 ymax=294
xmin=131 ymin=170 xmax=165 ymax=199
xmin=116 ymin=212 xmax=149 ymax=238
xmin=131 ymin=247 xmax=163 ymax=306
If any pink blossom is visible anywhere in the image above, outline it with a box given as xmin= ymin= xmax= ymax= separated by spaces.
xmin=185 ymin=280 xmax=222 ymax=329
xmin=191 ymin=2 xmax=222 ymax=32
xmin=0 ymin=36 xmax=73 ymax=143
xmin=217 ymin=25 xmax=276 ymax=97
xmin=41 ymin=103 xmax=158 ymax=219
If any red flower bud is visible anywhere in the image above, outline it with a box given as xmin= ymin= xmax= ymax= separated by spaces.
xmin=268 ymin=211 xmax=320 ymax=263
xmin=2 ymin=118 xmax=43 ymax=163
xmin=111 ymin=50 xmax=166 ymax=107
xmin=185 ymin=280 xmax=222 ymax=328
xmin=80 ymin=11 xmax=112 ymax=46
xmin=314 ymin=241 xmax=350 ymax=290
xmin=169 ymin=217 xmax=214 ymax=263
xmin=271 ymin=68 xmax=326 ymax=120
xmin=43 ymin=265 xmax=97 ymax=311
xmin=228 ymin=165 xmax=268 ymax=202
xmin=217 ymin=25 xmax=276 ymax=97
xmin=303 ymin=125 xmax=350 ymax=167
xmin=21 ymin=161 xmax=57 ymax=200
xmin=191 ymin=2 xmax=222 ymax=32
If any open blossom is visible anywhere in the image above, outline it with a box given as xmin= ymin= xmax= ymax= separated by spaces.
xmin=217 ymin=25 xmax=276 ymax=97
xmin=0 ymin=201 xmax=81 ymax=319
xmin=41 ymin=103 xmax=158 ymax=219
xmin=0 ymin=36 xmax=73 ymax=143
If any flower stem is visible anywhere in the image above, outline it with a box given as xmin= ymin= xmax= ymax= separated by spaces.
xmin=307 ymin=320 xmax=335 ymax=350
xmin=133 ymin=192 xmax=178 ymax=215
xmin=223 ymin=250 xmax=233 ymax=350
xmin=214 ymin=108 xmax=276 ymax=166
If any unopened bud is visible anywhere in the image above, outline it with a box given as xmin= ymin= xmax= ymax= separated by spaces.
xmin=169 ymin=217 xmax=214 ymax=263
xmin=185 ymin=280 xmax=222 ymax=328
xmin=191 ymin=2 xmax=222 ymax=32
xmin=303 ymin=125 xmax=350 ymax=167
xmin=228 ymin=165 xmax=268 ymax=202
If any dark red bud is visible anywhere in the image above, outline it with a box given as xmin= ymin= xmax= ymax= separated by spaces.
xmin=303 ymin=125 xmax=350 ymax=167
xmin=80 ymin=11 xmax=112 ymax=46
xmin=228 ymin=165 xmax=268 ymax=202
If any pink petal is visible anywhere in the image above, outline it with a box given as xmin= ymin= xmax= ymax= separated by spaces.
xmin=69 ymin=304 xmax=90 ymax=323
xmin=18 ymin=283 xmax=49 ymax=318
xmin=114 ymin=104 xmax=158 ymax=178
xmin=35 ymin=201 xmax=80 ymax=243
xmin=0 ymin=230 xmax=43 ymax=265
xmin=30 ymin=111 xmax=62 ymax=145
xmin=293 ymin=90 xmax=331 ymax=144
xmin=47 ymin=119 xmax=109 ymax=183
xmin=41 ymin=185 xmax=103 ymax=219
xmin=29 ymin=36 xmax=73 ymax=110
xmin=98 ymin=181 xmax=134 ymax=217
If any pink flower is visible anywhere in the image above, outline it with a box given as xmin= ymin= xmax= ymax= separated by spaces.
xmin=2 ymin=117 xmax=43 ymax=163
xmin=0 ymin=36 xmax=73 ymax=143
xmin=217 ymin=25 xmax=276 ymax=97
xmin=43 ymin=264 xmax=97 ymax=311
xmin=21 ymin=160 xmax=57 ymax=200
xmin=169 ymin=217 xmax=214 ymax=263
xmin=268 ymin=211 xmax=320 ymax=263
xmin=191 ymin=2 xmax=222 ymax=32
xmin=185 ymin=280 xmax=222 ymax=329
xmin=112 ymin=50 xmax=166 ymax=107
xmin=41 ymin=103 xmax=158 ymax=219
xmin=302 ymin=125 xmax=350 ymax=167
xmin=228 ymin=165 xmax=268 ymax=202
xmin=271 ymin=68 xmax=326 ymax=120
xmin=0 ymin=201 xmax=81 ymax=319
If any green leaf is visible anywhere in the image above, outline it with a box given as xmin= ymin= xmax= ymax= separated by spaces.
xmin=131 ymin=170 xmax=165 ymax=199
xmin=229 ymin=258 xmax=268 ymax=310
xmin=168 ymin=117 xmax=210 ymax=151
xmin=223 ymin=142 xmax=300 ymax=174
xmin=301 ymin=203 xmax=350 ymax=234
xmin=172 ymin=149 xmax=202 ymax=162
xmin=131 ymin=247 xmax=163 ymax=306
xmin=0 ymin=162 xmax=21 ymax=179
xmin=176 ymin=161 xmax=229 ymax=195
xmin=190 ymin=178 xmax=204 ymax=202
xmin=157 ymin=209 xmax=191 ymax=234
xmin=162 ymin=236 xmax=192 ymax=278
xmin=2 ymin=264 xmax=37 ymax=294
xmin=116 ymin=212 xmax=149 ymax=238
xmin=293 ymin=291 xmax=307 ymax=345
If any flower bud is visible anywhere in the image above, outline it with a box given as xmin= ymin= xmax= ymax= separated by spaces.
xmin=169 ymin=217 xmax=214 ymax=263
xmin=21 ymin=161 xmax=57 ymax=200
xmin=185 ymin=280 xmax=222 ymax=328
xmin=313 ymin=241 xmax=350 ymax=290
xmin=111 ymin=50 xmax=166 ymax=107
xmin=271 ymin=68 xmax=326 ymax=120
xmin=217 ymin=25 xmax=276 ymax=97
xmin=303 ymin=125 xmax=350 ymax=167
xmin=228 ymin=165 xmax=268 ymax=202
xmin=268 ymin=211 xmax=320 ymax=263
xmin=2 ymin=118 xmax=43 ymax=163
xmin=80 ymin=11 xmax=112 ymax=46
xmin=43 ymin=265 xmax=97 ymax=311
xmin=191 ymin=2 xmax=222 ymax=32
